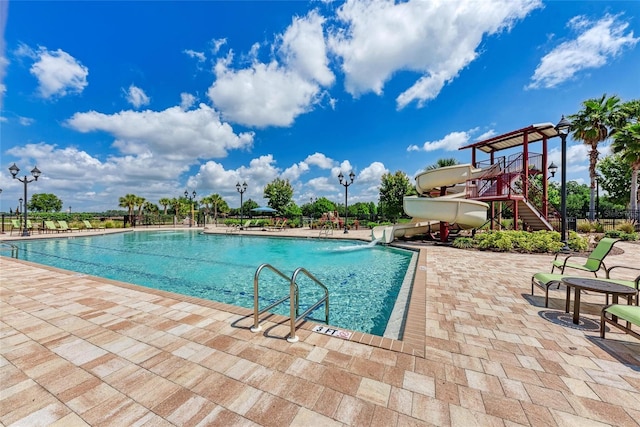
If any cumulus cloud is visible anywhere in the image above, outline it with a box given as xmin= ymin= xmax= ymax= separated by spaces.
xmin=19 ymin=46 xmax=89 ymax=99
xmin=180 ymin=93 xmax=196 ymax=110
xmin=328 ymin=0 xmax=541 ymax=109
xmin=407 ymin=129 xmax=476 ymax=152
xmin=304 ymin=152 xmax=335 ymax=169
xmin=207 ymin=10 xmax=334 ymax=128
xmin=528 ymin=14 xmax=639 ymax=89
xmin=124 ymin=84 xmax=150 ymax=108
xmin=65 ymin=103 xmax=254 ymax=161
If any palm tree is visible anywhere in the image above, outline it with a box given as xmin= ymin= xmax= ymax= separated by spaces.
xmin=568 ymin=94 xmax=621 ymax=220
xmin=159 ymin=198 xmax=171 ymax=215
xmin=135 ymin=196 xmax=146 ymax=224
xmin=118 ymin=194 xmax=137 ymax=226
xmin=425 ymin=158 xmax=459 ymax=170
xmin=209 ymin=194 xmax=224 ymax=224
xmin=611 ymin=122 xmax=640 ymax=216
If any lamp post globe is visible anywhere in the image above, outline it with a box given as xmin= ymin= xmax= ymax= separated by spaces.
xmin=555 ymin=115 xmax=571 ymax=252
xmin=338 ymin=171 xmax=355 ymax=234
xmin=9 ymin=163 xmax=41 ymax=237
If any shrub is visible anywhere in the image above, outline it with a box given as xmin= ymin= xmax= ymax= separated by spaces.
xmin=576 ymin=221 xmax=594 ymax=233
xmin=616 ymin=221 xmax=636 ymax=234
xmin=604 ymin=230 xmax=622 ymax=239
xmin=452 ymin=237 xmax=474 ymax=249
xmin=567 ymin=231 xmax=589 ymax=251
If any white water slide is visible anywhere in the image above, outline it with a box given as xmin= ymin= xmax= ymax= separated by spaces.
xmin=371 ymin=164 xmax=490 ymax=243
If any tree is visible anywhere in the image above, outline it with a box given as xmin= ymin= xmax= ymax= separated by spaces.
xmin=135 ymin=196 xmax=146 ymax=223
xmin=379 ymin=171 xmax=413 ymax=222
xmin=568 ymin=94 xmax=621 ymax=220
xmin=598 ymin=154 xmax=633 ymax=206
xmin=565 ymin=181 xmax=590 ymax=218
xmin=28 ymin=193 xmax=63 ymax=212
xmin=425 ymin=158 xmax=459 ymax=170
xmin=159 ymin=198 xmax=171 ymax=215
xmin=243 ymin=198 xmax=259 ymax=216
xmin=119 ymin=194 xmax=138 ymax=225
xmin=206 ymin=194 xmax=227 ymax=223
xmin=263 ymin=178 xmax=293 ymax=214
xmin=611 ymin=112 xmax=640 ymax=215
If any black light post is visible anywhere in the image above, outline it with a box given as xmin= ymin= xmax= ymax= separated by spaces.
xmin=9 ymin=163 xmax=41 ymax=237
xmin=338 ymin=171 xmax=355 ymax=234
xmin=555 ymin=116 xmax=571 ymax=251
xmin=595 ymin=174 xmax=601 ymax=220
xmin=184 ymin=190 xmax=196 ymax=227
xmin=548 ymin=162 xmax=558 ymax=178
xmin=236 ymin=181 xmax=248 ymax=228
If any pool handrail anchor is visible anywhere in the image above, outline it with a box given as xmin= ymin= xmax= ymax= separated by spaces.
xmin=251 ymin=263 xmax=297 ymax=333
xmin=287 ymin=267 xmax=329 ymax=343
xmin=251 ymin=263 xmax=330 ymax=343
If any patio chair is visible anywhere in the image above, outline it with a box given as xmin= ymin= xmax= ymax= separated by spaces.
xmin=44 ymin=220 xmax=61 ymax=233
xmin=57 ymin=220 xmax=78 ymax=232
xmin=82 ymin=220 xmax=105 ymax=231
xmin=605 ymin=266 xmax=640 ymax=305
xmin=269 ymin=219 xmax=287 ymax=231
xmin=10 ymin=219 xmax=22 ymax=235
xmin=600 ymin=304 xmax=640 ymax=340
xmin=551 ymin=237 xmax=618 ymax=277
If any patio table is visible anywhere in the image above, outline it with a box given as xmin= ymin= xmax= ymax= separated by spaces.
xmin=561 ymin=277 xmax=637 ymax=325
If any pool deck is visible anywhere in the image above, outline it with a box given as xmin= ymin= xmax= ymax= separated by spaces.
xmin=1 ymin=226 xmax=639 ymax=426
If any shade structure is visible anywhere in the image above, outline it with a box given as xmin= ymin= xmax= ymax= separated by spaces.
xmin=251 ymin=206 xmax=277 ymax=213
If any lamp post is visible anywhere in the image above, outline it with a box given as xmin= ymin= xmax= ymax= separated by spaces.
xmin=338 ymin=171 xmax=355 ymax=234
xmin=595 ymin=174 xmax=601 ymax=220
xmin=555 ymin=116 xmax=571 ymax=251
xmin=236 ymin=181 xmax=248 ymax=228
xmin=9 ymin=163 xmax=41 ymax=237
xmin=184 ymin=190 xmax=196 ymax=227
xmin=548 ymin=162 xmax=558 ymax=178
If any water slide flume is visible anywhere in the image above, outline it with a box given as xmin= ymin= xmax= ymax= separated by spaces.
xmin=372 ymin=164 xmax=490 ymax=243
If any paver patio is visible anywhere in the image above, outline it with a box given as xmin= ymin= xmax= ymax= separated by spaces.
xmin=1 ymin=228 xmax=639 ymax=426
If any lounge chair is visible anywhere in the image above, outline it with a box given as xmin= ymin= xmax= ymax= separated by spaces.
xmin=57 ymin=220 xmax=78 ymax=232
xmin=44 ymin=220 xmax=61 ymax=233
xmin=10 ymin=219 xmax=22 ymax=235
xmin=600 ymin=304 xmax=640 ymax=340
xmin=82 ymin=220 xmax=105 ymax=231
xmin=551 ymin=237 xmax=618 ymax=276
xmin=26 ymin=220 xmax=38 ymax=233
xmin=269 ymin=219 xmax=287 ymax=231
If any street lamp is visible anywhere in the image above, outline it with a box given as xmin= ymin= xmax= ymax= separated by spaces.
xmin=236 ymin=181 xmax=248 ymax=228
xmin=9 ymin=163 xmax=41 ymax=237
xmin=184 ymin=190 xmax=196 ymax=227
xmin=555 ymin=116 xmax=571 ymax=251
xmin=338 ymin=171 xmax=355 ymax=234
xmin=548 ymin=162 xmax=558 ymax=178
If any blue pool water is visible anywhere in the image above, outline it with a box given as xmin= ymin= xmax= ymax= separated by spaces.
xmin=4 ymin=231 xmax=415 ymax=336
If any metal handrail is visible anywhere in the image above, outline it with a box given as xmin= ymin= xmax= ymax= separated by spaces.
xmin=250 ymin=263 xmax=330 ymax=343
xmin=251 ymin=263 xmax=298 ymax=333
xmin=0 ymin=242 xmax=19 ymax=258
xmin=287 ymin=267 xmax=329 ymax=343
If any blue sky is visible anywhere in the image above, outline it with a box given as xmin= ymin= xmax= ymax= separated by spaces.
xmin=1 ymin=0 xmax=639 ymax=213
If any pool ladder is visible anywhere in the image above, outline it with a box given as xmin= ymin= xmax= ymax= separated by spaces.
xmin=251 ymin=263 xmax=329 ymax=343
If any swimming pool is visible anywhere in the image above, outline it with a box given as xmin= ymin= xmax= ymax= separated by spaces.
xmin=3 ymin=231 xmax=416 ymax=336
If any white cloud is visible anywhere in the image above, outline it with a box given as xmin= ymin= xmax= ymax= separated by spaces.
xmin=65 ymin=103 xmax=254 ymax=161
xmin=184 ymin=49 xmax=206 ymax=62
xmin=476 ymin=129 xmax=497 ymax=141
xmin=124 ymin=84 xmax=150 ymax=108
xmin=211 ymin=38 xmax=227 ymax=55
xmin=27 ymin=47 xmax=89 ymax=98
xmin=407 ymin=130 xmax=474 ymax=152
xmin=207 ymin=10 xmax=334 ymax=128
xmin=328 ymin=0 xmax=541 ymax=109
xmin=358 ymin=161 xmax=388 ymax=184
xmin=304 ymin=152 xmax=335 ymax=169
xmin=180 ymin=93 xmax=196 ymax=110
xmin=528 ymin=14 xmax=639 ymax=89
